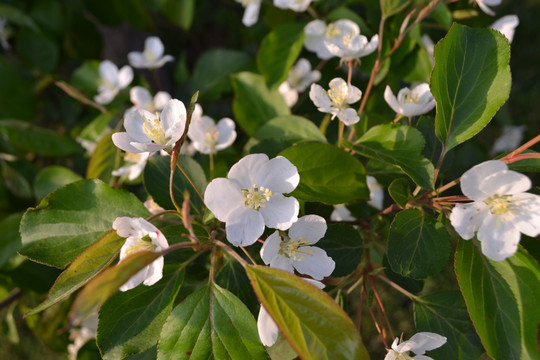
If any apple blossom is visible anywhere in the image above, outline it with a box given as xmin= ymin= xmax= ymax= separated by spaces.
xmin=474 ymin=0 xmax=501 ymax=16
xmin=323 ymin=19 xmax=378 ymax=63
xmin=235 ymin=0 xmax=261 ymax=27
xmin=94 ymin=60 xmax=133 ymax=105
xmin=490 ymin=15 xmax=519 ymax=43
xmin=187 ymin=114 xmax=236 ymax=154
xmin=129 ymin=86 xmax=171 ymax=113
xmin=112 ymin=152 xmax=151 ymax=180
xmin=450 ymin=160 xmax=540 ymax=261
xmin=273 ymin=0 xmax=312 ymax=12
xmin=490 ymin=125 xmax=526 ymax=156
xmin=128 ymin=36 xmax=174 ymax=69
xmin=384 ymin=83 xmax=435 ymax=117
xmin=421 ymin=34 xmax=435 ymax=66
xmin=68 ymin=313 xmax=98 ymax=360
xmin=112 ymin=98 xmax=186 ymax=153
xmin=331 ymin=204 xmax=355 ymax=222
xmin=113 ymin=217 xmax=169 ymax=291
xmin=260 ymin=215 xmax=335 ymax=280
xmin=309 ymin=77 xmax=362 ymax=125
xmin=384 ymin=332 xmax=447 ymax=360
xmin=367 ymin=175 xmax=384 ymax=210
xmin=257 ymin=278 xmax=325 ymax=347
xmin=204 ymin=153 xmax=300 ymax=246
xmin=304 ymin=20 xmax=335 ymax=60
xmin=278 ymin=82 xmax=299 ymax=107
xmin=278 ymin=58 xmax=321 ymax=106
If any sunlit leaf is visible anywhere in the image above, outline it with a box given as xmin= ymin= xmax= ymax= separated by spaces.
xmin=246 ymin=265 xmax=369 ymax=360
xmin=34 ymin=165 xmax=83 ymax=201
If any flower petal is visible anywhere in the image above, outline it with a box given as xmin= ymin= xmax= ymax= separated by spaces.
xmin=288 ymin=215 xmax=327 ymax=244
xmin=291 ymin=246 xmax=335 ymax=280
xmin=403 ymin=332 xmax=447 ymax=354
xmin=145 ymin=36 xmax=165 ymax=58
xmin=460 ymin=160 xmax=508 ymax=201
xmin=160 ymin=99 xmax=186 ymax=137
xmin=112 ymin=132 xmax=145 ymax=153
xmin=225 ymin=207 xmax=265 ymax=246
xmin=511 ymin=193 xmax=540 ymax=237
xmin=480 ymin=170 xmax=531 ymax=196
xmin=477 ymin=214 xmax=520 ymax=260
xmin=384 ymin=86 xmax=402 ymax=115
xmin=255 ymin=156 xmax=300 ymax=194
xmin=141 ymin=256 xmax=164 ymax=286
xmin=260 ymin=231 xmax=281 ymax=265
xmin=257 ymin=306 xmax=279 ymax=347
xmin=215 ymin=117 xmax=237 ymax=150
xmin=450 ymin=202 xmax=490 ymax=240
xmin=117 ymin=66 xmax=133 ymax=89
xmin=204 ymin=178 xmax=244 ymax=222
xmin=127 ymin=52 xmax=145 ymax=68
xmin=337 ymin=108 xmax=360 ymax=126
xmin=228 ymin=153 xmax=269 ymax=189
xmin=309 ymin=83 xmax=333 ymax=112
xmin=259 ymin=194 xmax=299 ymax=230
xmin=130 ymin=86 xmax=153 ymax=109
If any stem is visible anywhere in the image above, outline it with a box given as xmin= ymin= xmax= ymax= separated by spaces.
xmin=504 ymin=153 xmax=540 ymax=164
xmin=152 ymin=69 xmax=163 ymax=91
xmin=209 ymin=153 xmax=214 ymax=180
xmin=182 ymin=192 xmax=199 ymax=244
xmin=502 ymin=133 xmax=540 ymax=161
xmin=215 ymin=240 xmax=248 ymax=267
xmin=209 ymin=246 xmax=217 ymax=283
xmin=375 ymin=274 xmax=421 ymax=302
xmin=169 ymin=160 xmax=182 ymax=213
xmin=239 ymin=246 xmax=257 ymax=265
xmin=369 ymin=276 xmax=395 ymax=341
xmin=347 ymin=60 xmax=353 ymax=85
xmin=147 ymin=210 xmax=181 ymax=222
xmin=319 ymin=114 xmax=332 ymax=135
xmin=176 ymin=162 xmax=204 ymax=202
xmin=338 ymin=121 xmax=345 ymax=148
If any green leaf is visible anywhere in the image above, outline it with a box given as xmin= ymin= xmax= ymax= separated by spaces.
xmin=1 ymin=161 xmax=33 ymax=199
xmin=0 ymin=120 xmax=82 ymax=157
xmin=69 ymin=251 xmax=162 ymax=325
xmin=0 ymin=58 xmax=36 ymax=120
xmin=455 ymin=241 xmax=540 ymax=359
xmin=98 ymin=267 xmax=185 ymax=359
xmin=25 ymin=231 xmax=124 ymax=316
xmin=77 ymin=113 xmax=113 ymax=144
xmin=158 ymin=283 xmax=269 ymax=360
xmin=70 ymin=60 xmax=100 ymax=95
xmin=144 ymin=155 xmax=207 ymax=214
xmin=159 ymin=0 xmax=195 ymax=30
xmin=232 ymin=71 xmax=290 ymax=136
xmin=33 ymin=165 xmax=83 ymax=201
xmin=246 ymin=265 xmax=369 ymax=360
xmin=318 ymin=224 xmax=363 ymax=277
xmin=15 ymin=27 xmax=59 ymax=73
xmin=87 ymin=131 xmax=120 ymax=185
xmin=257 ymin=23 xmax=305 ymax=88
xmin=352 ymin=124 xmax=435 ymax=189
xmin=0 ymin=213 xmax=23 ymax=269
xmin=190 ymin=48 xmax=253 ymax=101
xmin=381 ymin=0 xmax=410 ymax=18
xmin=215 ymin=252 xmax=259 ymax=313
xmin=246 ymin=115 xmax=327 ymax=153
xmin=432 ymin=24 xmax=511 ymax=152
xmin=388 ymin=178 xmax=410 ymax=208
xmin=0 ymin=3 xmax=40 ymax=32
xmin=414 ymin=291 xmax=485 ymax=360
xmin=20 ymin=179 xmax=149 ymax=268
xmin=280 ymin=143 xmax=368 ymax=204
xmin=507 ymin=151 xmax=540 ymax=173
xmin=113 ymin=0 xmax=154 ymax=30
xmin=387 ymin=209 xmax=451 ymax=279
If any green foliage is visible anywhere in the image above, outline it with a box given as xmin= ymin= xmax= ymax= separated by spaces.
xmin=19 ymin=179 xmax=149 ymax=268
xmin=281 ymin=143 xmax=369 ymax=204
xmin=455 ymin=242 xmax=540 ymax=360
xmin=318 ymin=224 xmax=364 ymax=277
xmin=432 ymin=24 xmax=512 ymax=152
xmin=34 ymin=166 xmax=83 ymax=201
xmin=246 ymin=265 xmax=369 ymax=360
xmin=352 ymin=124 xmax=435 ymax=189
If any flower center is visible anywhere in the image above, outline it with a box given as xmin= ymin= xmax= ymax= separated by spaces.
xmin=325 ymin=23 xmax=341 ymax=38
xmin=124 ymin=152 xmax=145 ymax=163
xmin=125 ymin=235 xmax=157 ymax=257
xmin=203 ymin=124 xmax=219 ymax=150
xmin=278 ymin=235 xmax=313 ymax=261
xmin=142 ymin=112 xmax=168 ymax=145
xmin=390 ymin=351 xmax=414 ymax=360
xmin=342 ymin=33 xmax=353 ymax=48
xmin=485 ymin=194 xmax=514 ymax=216
xmin=403 ymin=89 xmax=420 ymax=104
xmin=242 ymin=185 xmax=273 ymax=210
xmin=327 ymin=83 xmax=348 ymax=108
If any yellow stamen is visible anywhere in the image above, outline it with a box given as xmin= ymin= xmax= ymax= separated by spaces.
xmin=279 ymin=236 xmax=314 ymax=261
xmin=242 ymin=184 xmax=273 ymax=210
xmin=327 ymin=83 xmax=348 ymax=108
xmin=142 ymin=112 xmax=168 ymax=145
xmin=125 ymin=235 xmax=156 ymax=257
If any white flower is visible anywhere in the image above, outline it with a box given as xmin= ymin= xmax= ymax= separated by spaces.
xmin=257 ymin=278 xmax=324 ymax=346
xmin=278 ymin=82 xmax=299 ymax=107
xmin=129 ymin=86 xmax=171 ymax=113
xmin=309 ymin=77 xmax=362 ymax=125
xmin=384 ymin=332 xmax=447 ymax=360
xmin=128 ymin=36 xmax=174 ymax=69
xmin=235 ymin=0 xmax=262 ymax=27
xmin=273 ymin=0 xmax=312 ymax=12
xmin=367 ymin=175 xmax=384 ymax=210
xmin=260 ymin=215 xmax=335 ymax=280
xmin=421 ymin=34 xmax=435 ymax=66
xmin=450 ymin=160 xmax=540 ymax=261
xmin=112 ymin=152 xmax=151 ymax=180
xmin=204 ymin=154 xmax=300 ymax=246
xmin=323 ymin=19 xmax=378 ymax=62
xmin=187 ymin=114 xmax=236 ymax=154
xmin=0 ymin=17 xmax=11 ymax=50
xmin=94 ymin=60 xmax=133 ymax=105
xmin=113 ymin=217 xmax=169 ymax=291
xmin=288 ymin=58 xmax=321 ymax=92
xmin=490 ymin=125 xmax=526 ymax=156
xmin=474 ymin=0 xmax=501 ymax=16
xmin=384 ymin=83 xmax=435 ymax=117
xmin=112 ymin=99 xmax=186 ymax=153
xmin=144 ymin=198 xmax=165 ymax=214
xmin=68 ymin=313 xmax=98 ymax=360
xmin=331 ymin=205 xmax=355 ymax=222
xmin=490 ymin=15 xmax=519 ymax=43
xmin=304 ymin=20 xmax=335 ymax=60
